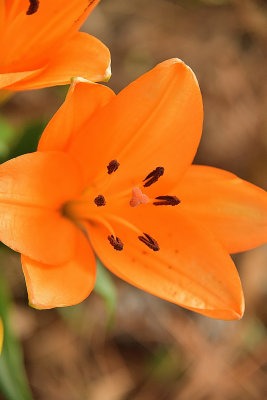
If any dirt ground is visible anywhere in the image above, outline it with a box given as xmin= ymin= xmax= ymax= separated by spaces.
xmin=1 ymin=0 xmax=267 ymax=399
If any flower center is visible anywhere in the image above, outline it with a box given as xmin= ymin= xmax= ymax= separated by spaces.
xmin=63 ymin=159 xmax=180 ymax=252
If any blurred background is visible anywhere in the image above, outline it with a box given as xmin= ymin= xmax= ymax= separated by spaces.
xmin=0 ymin=0 xmax=267 ymax=399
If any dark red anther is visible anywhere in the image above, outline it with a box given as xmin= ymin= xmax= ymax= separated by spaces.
xmin=138 ymin=233 xmax=159 ymax=251
xmin=143 ymin=167 xmax=164 ymax=187
xmin=107 ymin=160 xmax=120 ymax=174
xmin=108 ymin=235 xmax=124 ymax=251
xmin=153 ymin=195 xmax=180 ymax=206
xmin=94 ymin=195 xmax=106 ymax=207
xmin=26 ymin=0 xmax=39 ymax=15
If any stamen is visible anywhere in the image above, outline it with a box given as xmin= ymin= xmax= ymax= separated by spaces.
xmin=143 ymin=167 xmax=164 ymax=187
xmin=26 ymin=0 xmax=39 ymax=15
xmin=153 ymin=195 xmax=180 ymax=206
xmin=107 ymin=160 xmax=120 ymax=174
xmin=94 ymin=195 xmax=106 ymax=207
xmin=108 ymin=235 xmax=124 ymax=251
xmin=138 ymin=233 xmax=159 ymax=251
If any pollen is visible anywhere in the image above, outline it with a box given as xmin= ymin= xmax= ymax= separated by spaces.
xmin=108 ymin=235 xmax=124 ymax=251
xmin=153 ymin=195 xmax=180 ymax=206
xmin=107 ymin=160 xmax=120 ymax=174
xmin=130 ymin=187 xmax=149 ymax=207
xmin=143 ymin=167 xmax=164 ymax=187
xmin=138 ymin=233 xmax=159 ymax=251
xmin=26 ymin=0 xmax=39 ymax=15
xmin=94 ymin=195 xmax=106 ymax=207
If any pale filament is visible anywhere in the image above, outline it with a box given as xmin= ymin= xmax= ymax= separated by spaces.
xmin=105 ymin=213 xmax=143 ymax=236
xmin=107 ymin=179 xmax=151 ymax=204
xmin=65 ymin=196 xmax=140 ymax=237
xmin=81 ymin=170 xmax=117 ymax=199
xmin=80 ymin=159 xmax=159 ymax=205
xmin=86 ymin=215 xmax=117 ymax=238
xmin=67 ymin=203 xmax=142 ymax=242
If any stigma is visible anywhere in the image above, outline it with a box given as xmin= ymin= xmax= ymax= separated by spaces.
xmin=130 ymin=187 xmax=149 ymax=208
xmin=65 ymin=162 xmax=181 ymax=254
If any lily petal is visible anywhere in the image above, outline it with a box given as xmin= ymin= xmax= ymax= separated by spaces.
xmin=21 ymin=232 xmax=96 ymax=309
xmin=0 ymin=151 xmax=83 ymax=264
xmin=86 ymin=207 xmax=244 ymax=320
xmin=6 ymin=33 xmax=111 ymax=91
xmin=68 ymin=59 xmax=203 ymax=192
xmin=0 ymin=1 xmax=6 ymax=42
xmin=177 ymin=165 xmax=267 ymax=253
xmin=38 ymin=80 xmax=115 ymax=153
xmin=0 ymin=69 xmax=42 ymax=90
xmin=2 ymin=0 xmax=100 ymax=72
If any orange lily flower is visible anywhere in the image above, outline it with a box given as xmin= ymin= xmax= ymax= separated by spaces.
xmin=0 ymin=59 xmax=267 ymax=319
xmin=0 ymin=0 xmax=110 ymax=91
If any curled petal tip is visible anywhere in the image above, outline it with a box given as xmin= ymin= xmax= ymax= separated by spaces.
xmin=223 ymin=273 xmax=245 ymax=321
xmin=28 ymin=300 xmax=41 ymax=310
xmin=28 ymin=297 xmax=60 ymax=310
xmin=224 ymin=302 xmax=245 ymax=320
xmin=75 ymin=62 xmax=111 ymax=85
xmin=213 ymin=295 xmax=245 ymax=321
xmin=159 ymin=58 xmax=201 ymax=91
xmin=233 ymin=310 xmax=244 ymax=320
xmin=200 ymin=305 xmax=245 ymax=321
xmin=103 ymin=63 xmax=112 ymax=82
xmin=225 ymin=289 xmax=245 ymax=321
xmin=28 ymin=294 xmax=49 ymax=310
xmin=234 ymin=295 xmax=245 ymax=320
xmin=70 ymin=76 xmax=91 ymax=85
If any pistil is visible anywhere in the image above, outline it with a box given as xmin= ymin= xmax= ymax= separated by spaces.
xmin=63 ymin=159 xmax=180 ymax=254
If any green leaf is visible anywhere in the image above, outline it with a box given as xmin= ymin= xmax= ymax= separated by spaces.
xmin=0 ymin=274 xmax=33 ymax=400
xmin=0 ymin=116 xmax=16 ymax=161
xmin=8 ymin=120 xmax=46 ymax=160
xmin=94 ymin=258 xmax=117 ymax=325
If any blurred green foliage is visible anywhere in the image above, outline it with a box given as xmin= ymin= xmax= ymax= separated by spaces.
xmin=8 ymin=121 xmax=46 ymax=160
xmin=94 ymin=258 xmax=117 ymax=326
xmin=0 ymin=274 xmax=33 ymax=400
xmin=59 ymin=258 xmax=117 ymax=330
xmin=0 ymin=114 xmax=46 ymax=164
xmin=148 ymin=346 xmax=184 ymax=382
xmin=0 ymin=116 xmax=16 ymax=161
xmin=241 ymin=318 xmax=267 ymax=352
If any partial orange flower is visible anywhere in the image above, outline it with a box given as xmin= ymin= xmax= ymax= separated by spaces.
xmin=0 ymin=0 xmax=111 ymax=91
xmin=0 ymin=59 xmax=266 ymax=319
